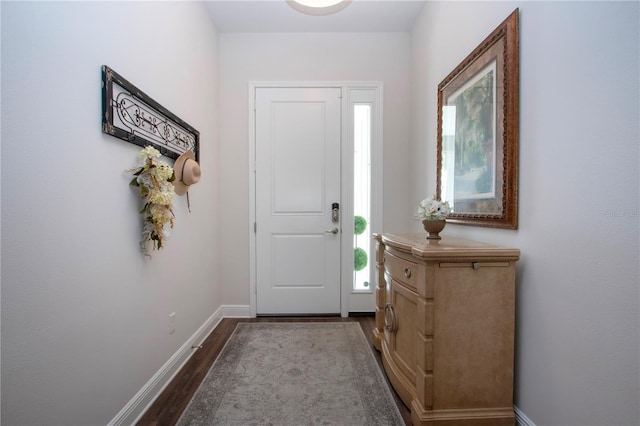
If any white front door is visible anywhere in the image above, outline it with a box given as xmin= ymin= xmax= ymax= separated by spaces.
xmin=255 ymin=87 xmax=342 ymax=315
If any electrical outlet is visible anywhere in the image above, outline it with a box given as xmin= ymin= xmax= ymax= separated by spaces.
xmin=169 ymin=312 xmax=176 ymax=334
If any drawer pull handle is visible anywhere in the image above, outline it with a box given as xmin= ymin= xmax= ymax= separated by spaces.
xmin=384 ymin=303 xmax=397 ymax=333
xmin=404 ymin=267 xmax=412 ymax=278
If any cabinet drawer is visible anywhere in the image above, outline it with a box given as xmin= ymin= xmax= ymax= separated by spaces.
xmin=384 ymin=250 xmax=418 ymax=290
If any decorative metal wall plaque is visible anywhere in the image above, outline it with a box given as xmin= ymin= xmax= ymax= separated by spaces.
xmin=102 ymin=65 xmax=199 ymax=162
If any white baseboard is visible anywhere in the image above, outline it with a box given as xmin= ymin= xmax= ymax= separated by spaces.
xmin=221 ymin=304 xmax=252 ymax=318
xmin=108 ymin=305 xmax=251 ymax=426
xmin=515 ymin=405 xmax=537 ymax=426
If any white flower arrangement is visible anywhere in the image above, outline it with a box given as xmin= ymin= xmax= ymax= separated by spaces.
xmin=127 ymin=146 xmax=175 ymax=256
xmin=418 ymin=196 xmax=451 ymax=221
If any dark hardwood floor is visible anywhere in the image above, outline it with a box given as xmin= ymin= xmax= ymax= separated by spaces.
xmin=136 ymin=315 xmax=411 ymax=425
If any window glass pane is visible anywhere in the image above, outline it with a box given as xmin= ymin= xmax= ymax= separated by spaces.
xmin=353 ymin=104 xmax=371 ymax=291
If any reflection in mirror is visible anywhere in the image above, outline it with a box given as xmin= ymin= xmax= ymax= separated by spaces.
xmin=440 ymin=105 xmax=456 ymax=208
xmin=441 ymin=61 xmax=501 ymax=216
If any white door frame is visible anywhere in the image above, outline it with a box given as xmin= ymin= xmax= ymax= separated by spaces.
xmin=249 ymin=81 xmax=383 ymax=317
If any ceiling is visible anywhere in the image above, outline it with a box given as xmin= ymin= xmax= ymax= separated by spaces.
xmin=203 ymin=0 xmax=427 ymax=33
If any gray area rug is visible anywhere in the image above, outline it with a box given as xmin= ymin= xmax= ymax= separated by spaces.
xmin=177 ymin=322 xmax=404 ymax=425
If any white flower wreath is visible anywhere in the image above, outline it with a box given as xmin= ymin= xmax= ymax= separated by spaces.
xmin=127 ymin=146 xmax=175 ymax=256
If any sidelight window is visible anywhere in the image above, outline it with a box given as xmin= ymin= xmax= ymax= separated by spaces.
xmin=353 ymin=104 xmax=371 ymax=291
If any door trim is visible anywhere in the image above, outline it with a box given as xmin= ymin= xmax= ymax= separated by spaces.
xmin=249 ymin=81 xmax=384 ymax=317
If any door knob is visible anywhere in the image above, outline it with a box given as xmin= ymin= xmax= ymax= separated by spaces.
xmin=325 ymin=227 xmax=339 ymax=234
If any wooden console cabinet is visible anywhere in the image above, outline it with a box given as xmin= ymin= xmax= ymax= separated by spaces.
xmin=373 ymin=233 xmax=520 ymax=426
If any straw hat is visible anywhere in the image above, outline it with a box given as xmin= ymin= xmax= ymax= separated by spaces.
xmin=173 ymin=150 xmax=201 ymax=196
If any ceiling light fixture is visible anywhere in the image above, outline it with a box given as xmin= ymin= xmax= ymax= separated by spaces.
xmin=286 ymin=0 xmax=352 ymax=16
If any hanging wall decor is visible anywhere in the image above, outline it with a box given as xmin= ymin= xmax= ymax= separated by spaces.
xmin=436 ymin=9 xmax=519 ymax=229
xmin=126 ymin=146 xmax=176 ymax=257
xmin=102 ymin=65 xmax=200 ymax=162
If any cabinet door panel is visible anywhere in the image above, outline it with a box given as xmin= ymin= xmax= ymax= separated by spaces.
xmin=389 ymin=278 xmax=418 ymax=384
xmin=433 ymin=264 xmax=516 ymax=409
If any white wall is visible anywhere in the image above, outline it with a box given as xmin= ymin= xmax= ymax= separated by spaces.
xmin=1 ymin=1 xmax=221 ymax=424
xmin=411 ymin=2 xmax=639 ymax=425
xmin=218 ymin=33 xmax=412 ymax=305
